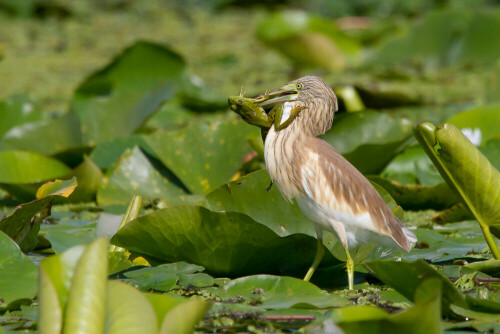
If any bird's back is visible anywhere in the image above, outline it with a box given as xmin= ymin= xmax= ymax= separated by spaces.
xmin=293 ymin=138 xmax=416 ymax=251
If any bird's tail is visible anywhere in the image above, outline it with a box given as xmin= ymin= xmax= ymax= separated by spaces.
xmin=403 ymin=226 xmax=417 ymax=249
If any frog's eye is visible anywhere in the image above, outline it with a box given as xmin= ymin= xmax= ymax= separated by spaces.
xmin=296 ymin=83 xmax=304 ymax=89
xmin=237 ymin=99 xmax=243 ymax=105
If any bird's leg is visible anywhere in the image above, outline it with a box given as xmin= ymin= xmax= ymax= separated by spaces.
xmin=304 ymin=226 xmax=324 ymax=282
xmin=344 ymin=245 xmax=354 ymax=290
xmin=330 ymin=220 xmax=354 ymax=290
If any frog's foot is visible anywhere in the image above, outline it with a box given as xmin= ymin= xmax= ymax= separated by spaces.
xmin=239 ymin=86 xmax=247 ymax=97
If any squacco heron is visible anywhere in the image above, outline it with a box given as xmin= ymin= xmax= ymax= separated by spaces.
xmin=229 ymin=76 xmax=417 ymax=290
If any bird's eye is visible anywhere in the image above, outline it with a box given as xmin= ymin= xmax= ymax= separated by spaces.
xmin=237 ymin=99 xmax=243 ymax=105
xmin=296 ymin=83 xmax=304 ymax=89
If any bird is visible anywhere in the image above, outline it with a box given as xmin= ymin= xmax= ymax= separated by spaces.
xmin=254 ymin=76 xmax=416 ymax=289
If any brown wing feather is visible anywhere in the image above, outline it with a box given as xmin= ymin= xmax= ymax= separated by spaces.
xmin=296 ymin=138 xmax=412 ymax=251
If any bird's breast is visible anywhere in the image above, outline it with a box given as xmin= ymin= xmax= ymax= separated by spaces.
xmin=264 ymin=126 xmax=303 ymax=200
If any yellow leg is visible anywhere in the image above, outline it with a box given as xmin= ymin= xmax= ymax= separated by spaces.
xmin=344 ymin=246 xmax=354 ymax=290
xmin=304 ymin=227 xmax=324 ymax=282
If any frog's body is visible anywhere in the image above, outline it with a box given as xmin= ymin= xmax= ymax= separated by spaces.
xmin=228 ymin=95 xmax=303 ymax=140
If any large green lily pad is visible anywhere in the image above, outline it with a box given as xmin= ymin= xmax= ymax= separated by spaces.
xmin=71 ymin=41 xmax=184 ymax=145
xmin=89 ymin=135 xmax=155 ymax=169
xmin=446 ymin=104 xmax=500 ymax=145
xmin=0 ymin=111 xmax=83 ymax=156
xmin=0 ymin=231 xmax=37 ymax=306
xmin=0 ymin=178 xmax=77 ymax=252
xmin=111 ymin=205 xmax=337 ymax=277
xmin=364 ymin=259 xmax=467 ymax=317
xmin=414 ymin=122 xmax=500 ymax=258
xmin=213 ymin=275 xmax=350 ymax=309
xmin=0 ymin=151 xmax=70 ymax=184
xmin=257 ymin=10 xmax=360 ymax=70
xmin=0 ymin=96 xmax=42 ymax=139
xmin=322 ymin=111 xmax=413 ymax=174
xmin=97 ymin=146 xmax=185 ymax=206
xmin=204 ymin=169 xmax=315 ymax=237
xmin=323 ymin=278 xmax=443 ymax=334
xmin=146 ymin=119 xmax=257 ymax=194
xmin=368 ymin=175 xmax=460 ymax=210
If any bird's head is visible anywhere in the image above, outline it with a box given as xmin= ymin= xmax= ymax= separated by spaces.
xmin=258 ymin=76 xmax=338 ymax=136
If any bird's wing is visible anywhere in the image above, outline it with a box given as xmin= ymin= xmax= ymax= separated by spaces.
xmin=296 ymin=138 xmax=413 ymax=251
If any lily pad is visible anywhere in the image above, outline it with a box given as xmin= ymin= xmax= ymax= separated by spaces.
xmin=446 ymin=104 xmax=500 ymax=146
xmin=322 ymin=111 xmax=413 ymax=174
xmin=160 ymin=299 xmax=211 ymax=334
xmin=414 ymin=122 xmax=500 ymax=258
xmin=71 ymin=41 xmax=184 ymax=145
xmin=257 ymin=10 xmax=360 ymax=70
xmin=382 ymin=145 xmax=444 ymax=186
xmin=0 ymin=178 xmax=77 ymax=252
xmin=111 ymin=205 xmax=337 ymax=277
xmin=323 ymin=278 xmax=443 ymax=334
xmin=89 ymin=134 xmax=155 ymax=169
xmin=97 ymin=147 xmax=185 ymax=206
xmin=213 ymin=275 xmax=349 ymax=309
xmin=0 ymin=231 xmax=37 ymax=306
xmin=123 ymin=262 xmax=214 ymax=292
xmin=0 ymin=151 xmax=70 ymax=184
xmin=0 ymin=110 xmax=83 ymax=156
xmin=146 ymin=119 xmax=257 ymax=194
xmin=104 ymin=280 xmax=158 ymax=334
xmin=364 ymin=259 xmax=467 ymax=317
xmin=368 ymin=175 xmax=460 ymax=210
xmin=204 ymin=169 xmax=315 ymax=237
xmin=0 ymin=96 xmax=42 ymax=139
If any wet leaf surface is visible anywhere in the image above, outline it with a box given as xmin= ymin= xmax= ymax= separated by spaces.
xmin=0 ymin=231 xmax=37 ymax=306
xmin=97 ymin=146 xmax=185 ymax=206
xmin=322 ymin=111 xmax=413 ymax=174
xmin=111 ymin=205 xmax=338 ymax=277
xmin=146 ymin=119 xmax=257 ymax=194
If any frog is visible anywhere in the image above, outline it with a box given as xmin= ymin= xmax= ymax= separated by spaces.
xmin=228 ymin=93 xmax=304 ymax=137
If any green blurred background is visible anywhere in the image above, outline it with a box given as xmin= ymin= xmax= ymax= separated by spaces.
xmin=1 ymin=0 xmax=500 ymax=113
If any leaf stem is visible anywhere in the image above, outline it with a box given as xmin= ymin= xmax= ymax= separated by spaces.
xmin=479 ymin=224 xmax=500 ymax=259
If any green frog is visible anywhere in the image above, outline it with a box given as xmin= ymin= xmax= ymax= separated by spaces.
xmin=228 ymin=94 xmax=304 ymax=138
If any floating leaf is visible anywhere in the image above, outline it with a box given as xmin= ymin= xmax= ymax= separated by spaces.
xmin=205 ymin=169 xmax=315 ymax=237
xmin=446 ymin=104 xmax=500 ymax=145
xmin=414 ymin=122 xmax=500 ymax=259
xmin=65 ymin=156 xmax=103 ymax=203
xmin=111 ymin=205 xmax=337 ymax=277
xmin=123 ymin=262 xmax=214 ymax=292
xmin=0 ymin=179 xmax=77 ymax=252
xmin=0 ymin=96 xmax=42 ymax=139
xmin=0 ymin=151 xmax=70 ymax=185
xmin=0 ymin=231 xmax=37 ymax=306
xmin=322 ymin=111 xmax=413 ymax=174
xmin=146 ymin=119 xmax=257 ymax=194
xmin=321 ymin=278 xmax=443 ymax=334
xmin=71 ymin=41 xmax=184 ymax=145
xmin=364 ymin=259 xmax=467 ymax=317
xmin=368 ymin=175 xmax=460 ymax=210
xmin=257 ymin=10 xmax=360 ymax=70
xmin=36 ymin=177 xmax=78 ymax=199
xmin=63 ymin=238 xmax=108 ymax=333
xmin=89 ymin=135 xmax=155 ymax=169
xmin=0 ymin=111 xmax=83 ymax=156
xmin=214 ymin=275 xmax=349 ymax=309
xmin=97 ymin=146 xmax=185 ymax=206
xmin=104 ymin=281 xmax=157 ymax=334
xmin=160 ymin=299 xmax=211 ymax=334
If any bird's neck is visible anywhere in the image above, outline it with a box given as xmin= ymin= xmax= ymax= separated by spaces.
xmin=263 ymin=123 xmax=311 ymax=200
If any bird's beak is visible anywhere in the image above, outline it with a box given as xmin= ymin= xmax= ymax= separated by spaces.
xmin=257 ymin=83 xmax=300 ymax=107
